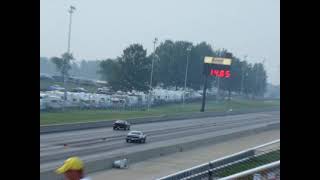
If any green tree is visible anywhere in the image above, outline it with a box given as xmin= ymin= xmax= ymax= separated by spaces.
xmin=223 ymin=57 xmax=242 ymax=97
xmin=253 ymin=63 xmax=267 ymax=97
xmin=189 ymin=42 xmax=214 ymax=90
xmin=98 ymin=57 xmax=124 ymax=91
xmin=154 ymin=40 xmax=194 ymax=89
xmin=51 ymin=52 xmax=74 ymax=79
xmin=216 ymin=50 xmax=234 ymax=100
xmin=99 ymin=44 xmax=151 ymax=92
xmin=120 ymin=44 xmax=151 ymax=92
xmin=97 ymin=39 xmax=268 ymax=97
xmin=153 ymin=40 xmax=175 ymax=88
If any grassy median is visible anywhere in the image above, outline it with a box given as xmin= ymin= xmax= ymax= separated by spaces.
xmin=40 ymin=99 xmax=280 ymax=125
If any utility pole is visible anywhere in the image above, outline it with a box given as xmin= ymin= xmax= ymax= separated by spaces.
xmin=216 ymin=50 xmax=223 ymax=101
xmin=183 ymin=46 xmax=192 ymax=107
xmin=63 ymin=5 xmax=76 ymax=109
xmin=254 ymin=58 xmax=266 ymax=98
xmin=261 ymin=58 xmax=266 ymax=98
xmin=241 ymin=55 xmax=247 ymax=96
xmin=148 ymin=38 xmax=158 ymax=111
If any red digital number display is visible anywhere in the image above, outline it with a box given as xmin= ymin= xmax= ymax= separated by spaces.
xmin=210 ymin=69 xmax=231 ymax=78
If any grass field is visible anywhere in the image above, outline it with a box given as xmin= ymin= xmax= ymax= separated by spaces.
xmin=40 ymin=99 xmax=280 ymax=125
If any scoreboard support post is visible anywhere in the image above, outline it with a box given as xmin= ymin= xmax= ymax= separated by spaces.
xmin=217 ymin=76 xmax=220 ymax=100
xmin=200 ymin=73 xmax=208 ymax=112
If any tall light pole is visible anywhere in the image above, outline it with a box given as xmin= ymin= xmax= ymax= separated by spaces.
xmin=216 ymin=50 xmax=223 ymax=101
xmin=148 ymin=38 xmax=158 ymax=111
xmin=255 ymin=58 xmax=266 ymax=98
xmin=240 ymin=55 xmax=247 ymax=96
xmin=67 ymin=6 xmax=75 ymax=55
xmin=183 ymin=46 xmax=192 ymax=107
xmin=63 ymin=5 xmax=76 ymax=109
xmin=261 ymin=58 xmax=266 ymax=98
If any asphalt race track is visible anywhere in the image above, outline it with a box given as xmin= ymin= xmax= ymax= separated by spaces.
xmin=40 ymin=111 xmax=279 ymax=172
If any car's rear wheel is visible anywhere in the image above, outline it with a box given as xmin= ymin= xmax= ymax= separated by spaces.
xmin=126 ymin=139 xmax=129 ymax=143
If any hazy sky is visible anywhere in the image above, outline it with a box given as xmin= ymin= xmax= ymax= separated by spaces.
xmin=40 ymin=0 xmax=280 ymax=85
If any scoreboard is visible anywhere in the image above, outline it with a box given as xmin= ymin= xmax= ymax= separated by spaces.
xmin=203 ymin=56 xmax=232 ymax=78
xmin=210 ymin=69 xmax=231 ymax=78
xmin=201 ymin=56 xmax=232 ymax=112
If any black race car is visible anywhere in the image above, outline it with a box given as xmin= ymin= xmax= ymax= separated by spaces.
xmin=113 ymin=120 xmax=130 ymax=130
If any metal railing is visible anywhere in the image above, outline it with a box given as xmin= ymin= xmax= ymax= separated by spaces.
xmin=218 ymin=160 xmax=280 ymax=180
xmin=157 ymin=139 xmax=280 ymax=180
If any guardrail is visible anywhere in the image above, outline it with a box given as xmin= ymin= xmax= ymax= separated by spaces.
xmin=157 ymin=139 xmax=280 ymax=180
xmin=40 ymin=107 xmax=279 ymax=134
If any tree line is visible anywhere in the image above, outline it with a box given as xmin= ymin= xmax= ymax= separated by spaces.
xmin=40 ymin=56 xmax=100 ymax=80
xmin=45 ymin=40 xmax=267 ymax=99
xmin=97 ymin=40 xmax=267 ymax=98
